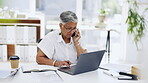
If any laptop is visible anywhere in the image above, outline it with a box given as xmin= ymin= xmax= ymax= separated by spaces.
xmin=58 ymin=50 xmax=105 ymax=75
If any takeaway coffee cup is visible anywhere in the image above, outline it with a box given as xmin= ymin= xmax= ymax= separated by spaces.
xmin=9 ymin=56 xmax=20 ymax=69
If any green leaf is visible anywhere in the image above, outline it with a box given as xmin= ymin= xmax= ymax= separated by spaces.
xmin=125 ymin=0 xmax=147 ymax=49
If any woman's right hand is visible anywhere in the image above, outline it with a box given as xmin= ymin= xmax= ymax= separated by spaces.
xmin=54 ymin=60 xmax=71 ymax=67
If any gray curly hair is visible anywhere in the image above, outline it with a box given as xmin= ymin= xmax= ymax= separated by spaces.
xmin=60 ymin=11 xmax=78 ymax=25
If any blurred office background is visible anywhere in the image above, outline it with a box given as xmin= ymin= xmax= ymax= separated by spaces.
xmin=0 ymin=0 xmax=148 ymax=74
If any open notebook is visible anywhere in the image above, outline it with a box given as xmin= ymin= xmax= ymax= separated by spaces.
xmin=21 ymin=64 xmax=57 ymax=73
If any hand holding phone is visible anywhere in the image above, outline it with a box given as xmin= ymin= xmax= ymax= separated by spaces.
xmin=72 ymin=29 xmax=78 ymax=37
xmin=72 ymin=29 xmax=81 ymax=45
xmin=72 ymin=32 xmax=76 ymax=37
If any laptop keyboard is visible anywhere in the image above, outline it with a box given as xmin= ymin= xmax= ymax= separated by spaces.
xmin=67 ymin=66 xmax=76 ymax=72
xmin=59 ymin=65 xmax=76 ymax=73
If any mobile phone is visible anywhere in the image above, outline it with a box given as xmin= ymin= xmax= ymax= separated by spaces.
xmin=72 ymin=32 xmax=76 ymax=37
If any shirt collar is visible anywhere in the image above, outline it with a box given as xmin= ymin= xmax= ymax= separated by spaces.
xmin=57 ymin=33 xmax=73 ymax=45
xmin=57 ymin=34 xmax=63 ymax=43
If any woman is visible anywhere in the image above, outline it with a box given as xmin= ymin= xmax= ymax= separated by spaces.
xmin=36 ymin=11 xmax=87 ymax=67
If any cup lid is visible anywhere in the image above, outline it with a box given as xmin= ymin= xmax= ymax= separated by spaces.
xmin=9 ymin=56 xmax=20 ymax=60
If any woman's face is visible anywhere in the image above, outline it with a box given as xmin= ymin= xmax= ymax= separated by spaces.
xmin=60 ymin=22 xmax=77 ymax=38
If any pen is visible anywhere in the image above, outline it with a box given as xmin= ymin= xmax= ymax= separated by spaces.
xmin=55 ymin=71 xmax=63 ymax=81
xmin=99 ymin=67 xmax=109 ymax=71
xmin=103 ymin=70 xmax=121 ymax=78
xmin=11 ymin=68 xmax=19 ymax=76
xmin=103 ymin=70 xmax=113 ymax=76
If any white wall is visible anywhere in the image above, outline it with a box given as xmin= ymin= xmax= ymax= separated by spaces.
xmin=139 ymin=3 xmax=148 ymax=81
xmin=140 ymin=29 xmax=148 ymax=81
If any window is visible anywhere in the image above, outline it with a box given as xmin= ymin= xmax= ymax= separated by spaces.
xmin=36 ymin=0 xmax=76 ymax=21
xmin=82 ymin=0 xmax=101 ymax=23
xmin=101 ymin=0 xmax=123 ymax=63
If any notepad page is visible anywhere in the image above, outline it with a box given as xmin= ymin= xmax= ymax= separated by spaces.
xmin=22 ymin=64 xmax=57 ymax=73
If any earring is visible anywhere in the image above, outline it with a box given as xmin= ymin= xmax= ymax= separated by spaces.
xmin=59 ymin=32 xmax=61 ymax=35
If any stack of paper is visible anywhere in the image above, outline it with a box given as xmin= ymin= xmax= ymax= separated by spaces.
xmin=101 ymin=63 xmax=133 ymax=78
xmin=100 ymin=63 xmax=132 ymax=72
xmin=0 ymin=70 xmax=12 ymax=79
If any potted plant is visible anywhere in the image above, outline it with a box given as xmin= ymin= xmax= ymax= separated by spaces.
xmin=98 ymin=8 xmax=108 ymax=23
xmin=96 ymin=9 xmax=109 ymax=28
xmin=125 ymin=0 xmax=147 ymax=49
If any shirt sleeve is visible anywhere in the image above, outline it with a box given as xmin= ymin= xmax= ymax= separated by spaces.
xmin=37 ymin=33 xmax=54 ymax=59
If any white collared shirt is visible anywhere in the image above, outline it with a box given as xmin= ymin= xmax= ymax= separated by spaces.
xmin=37 ymin=30 xmax=86 ymax=64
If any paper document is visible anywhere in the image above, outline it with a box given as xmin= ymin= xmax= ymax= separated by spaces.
xmin=31 ymin=71 xmax=63 ymax=83
xmin=21 ymin=64 xmax=57 ymax=73
xmin=100 ymin=63 xmax=132 ymax=72
xmin=0 ymin=69 xmax=18 ymax=79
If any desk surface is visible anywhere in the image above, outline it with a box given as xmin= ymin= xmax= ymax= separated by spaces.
xmin=0 ymin=62 xmax=144 ymax=83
